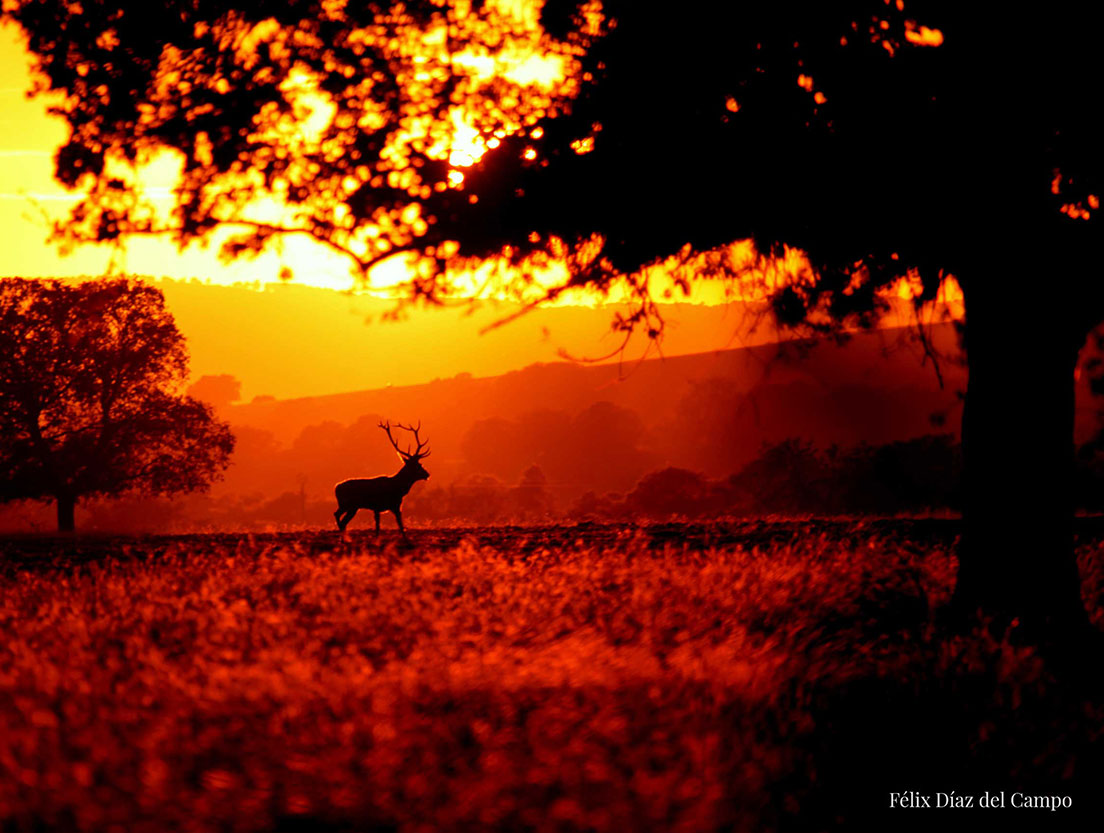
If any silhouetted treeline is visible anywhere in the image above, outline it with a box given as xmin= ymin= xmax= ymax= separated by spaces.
xmin=14 ymin=430 xmax=1104 ymax=530
xmin=575 ymin=435 xmax=963 ymax=521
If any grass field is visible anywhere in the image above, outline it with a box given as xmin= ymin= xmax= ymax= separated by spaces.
xmin=1 ymin=521 xmax=1102 ymax=832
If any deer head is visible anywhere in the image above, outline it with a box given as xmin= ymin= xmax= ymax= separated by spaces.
xmin=379 ymin=420 xmax=431 ymax=482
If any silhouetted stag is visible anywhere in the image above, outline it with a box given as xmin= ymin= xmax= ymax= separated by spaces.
xmin=334 ymin=421 xmax=430 ymax=534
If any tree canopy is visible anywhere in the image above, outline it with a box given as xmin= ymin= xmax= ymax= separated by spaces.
xmin=0 ymin=277 xmax=234 ymax=531
xmin=3 ymin=0 xmax=604 ymax=299
xmin=5 ymin=1 xmax=1099 ymax=325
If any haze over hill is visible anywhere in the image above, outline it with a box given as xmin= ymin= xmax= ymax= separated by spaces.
xmin=228 ymin=322 xmax=965 ymax=446
xmin=155 ymin=278 xmax=789 ymax=401
xmin=206 ymin=322 xmax=967 ymax=505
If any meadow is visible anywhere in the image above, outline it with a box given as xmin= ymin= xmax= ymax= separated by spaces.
xmin=1 ymin=520 xmax=1102 ymax=832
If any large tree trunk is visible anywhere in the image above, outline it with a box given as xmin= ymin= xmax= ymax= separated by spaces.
xmin=951 ymin=280 xmax=1091 ymax=639
xmin=56 ymin=493 xmax=76 ymax=533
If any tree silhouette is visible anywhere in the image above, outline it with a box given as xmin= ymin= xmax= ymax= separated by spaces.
xmin=186 ymin=374 xmax=242 ymax=414
xmin=731 ymin=439 xmax=830 ymax=515
xmin=626 ymin=467 xmax=712 ymax=519
xmin=5 ymin=2 xmax=1101 ymax=635
xmin=511 ymin=464 xmax=553 ymax=518
xmin=0 ymin=277 xmax=234 ymax=531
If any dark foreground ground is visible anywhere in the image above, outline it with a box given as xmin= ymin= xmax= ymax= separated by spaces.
xmin=1 ymin=519 xmax=1103 ymax=832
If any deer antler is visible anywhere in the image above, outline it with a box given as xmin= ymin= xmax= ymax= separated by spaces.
xmin=378 ymin=420 xmax=430 ymax=460
xmin=378 ymin=420 xmax=409 ymax=460
xmin=396 ymin=420 xmax=430 ymax=460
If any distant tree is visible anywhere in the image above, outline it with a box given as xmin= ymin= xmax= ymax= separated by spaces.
xmin=510 ymin=464 xmax=554 ymax=518
xmin=570 ymin=490 xmax=626 ymax=521
xmin=289 ymin=414 xmax=394 ymax=491
xmin=862 ymin=434 xmax=961 ymax=513
xmin=0 ymin=277 xmax=234 ymax=531
xmin=403 ymin=484 xmax=451 ymax=523
xmin=447 ymin=474 xmax=509 ymax=523
xmin=462 ymin=403 xmax=653 ymax=493
xmin=730 ymin=440 xmax=830 ymax=515
xmin=461 ymin=416 xmax=533 ymax=481
xmin=186 ymin=374 xmax=242 ymax=413
xmin=667 ymin=379 xmax=757 ymax=476
xmin=542 ymin=401 xmax=657 ymax=494
xmin=626 ymin=467 xmax=712 ymax=519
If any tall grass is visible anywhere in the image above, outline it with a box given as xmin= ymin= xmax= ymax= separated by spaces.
xmin=0 ymin=526 xmax=1100 ymax=831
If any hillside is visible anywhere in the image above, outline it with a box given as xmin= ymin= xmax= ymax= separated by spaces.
xmin=193 ymin=322 xmax=972 ymax=515
xmin=227 ymin=321 xmax=965 ymax=451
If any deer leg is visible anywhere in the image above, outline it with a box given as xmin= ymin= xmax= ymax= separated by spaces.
xmin=393 ymin=509 xmax=406 ymax=537
xmin=374 ymin=511 xmax=381 ymax=533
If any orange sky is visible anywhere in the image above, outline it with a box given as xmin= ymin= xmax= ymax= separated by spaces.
xmin=0 ymin=17 xmax=962 ymax=401
xmin=0 ymin=23 xmax=364 ymax=288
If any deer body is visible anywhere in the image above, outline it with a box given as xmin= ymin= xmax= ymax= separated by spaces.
xmin=334 ymin=421 xmax=430 ymax=534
